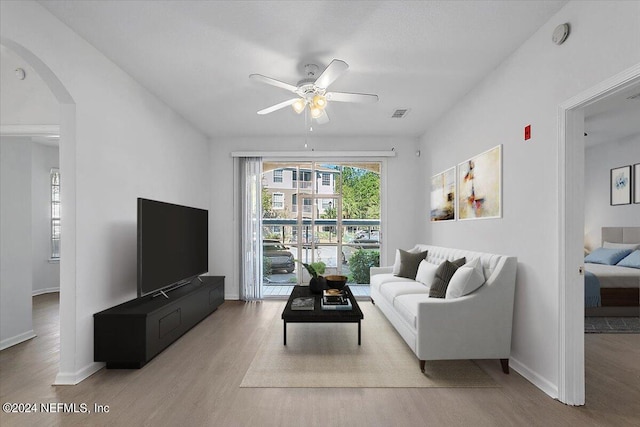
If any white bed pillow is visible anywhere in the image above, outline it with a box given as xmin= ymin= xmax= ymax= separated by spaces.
xmin=603 ymin=241 xmax=640 ymax=251
xmin=445 ymin=258 xmax=485 ymax=299
xmin=415 ymin=260 xmax=439 ymax=290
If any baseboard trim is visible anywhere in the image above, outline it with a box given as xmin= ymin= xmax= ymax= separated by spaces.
xmin=54 ymin=362 xmax=104 ymax=385
xmin=33 ymin=287 xmax=60 ymax=296
xmin=0 ymin=330 xmax=37 ymax=350
xmin=510 ymin=356 xmax=558 ymax=399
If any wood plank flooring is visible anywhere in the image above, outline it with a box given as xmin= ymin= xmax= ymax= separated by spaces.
xmin=0 ymin=293 xmax=638 ymax=426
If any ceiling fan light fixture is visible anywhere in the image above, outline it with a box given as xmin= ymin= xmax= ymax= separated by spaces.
xmin=292 ymin=98 xmax=306 ymax=114
xmin=310 ymin=106 xmax=323 ymax=119
xmin=312 ymin=94 xmax=327 ymax=109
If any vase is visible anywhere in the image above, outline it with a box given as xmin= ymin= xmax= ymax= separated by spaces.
xmin=309 ymin=276 xmax=326 ymax=294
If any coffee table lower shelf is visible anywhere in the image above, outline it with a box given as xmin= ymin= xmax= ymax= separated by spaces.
xmin=281 ymin=285 xmax=364 ymax=346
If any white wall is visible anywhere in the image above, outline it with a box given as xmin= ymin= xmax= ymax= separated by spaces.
xmin=209 ymin=136 xmax=421 ymax=299
xmin=0 ymin=44 xmax=59 ymax=126
xmin=0 ymin=137 xmax=35 ymax=349
xmin=1 ymin=1 xmax=210 ymax=383
xmin=419 ymin=0 xmax=640 ymax=398
xmin=31 ymin=142 xmax=60 ymax=295
xmin=584 ymin=137 xmax=640 ymax=250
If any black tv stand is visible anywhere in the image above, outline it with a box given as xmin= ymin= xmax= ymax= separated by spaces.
xmin=94 ymin=276 xmax=224 ymax=368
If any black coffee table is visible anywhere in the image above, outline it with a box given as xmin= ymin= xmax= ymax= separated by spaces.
xmin=281 ymin=285 xmax=364 ymax=345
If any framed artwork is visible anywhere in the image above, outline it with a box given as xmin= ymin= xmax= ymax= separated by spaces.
xmin=635 ymin=164 xmax=640 ymax=204
xmin=457 ymin=145 xmax=502 ymax=220
xmin=430 ymin=166 xmax=456 ymax=221
xmin=610 ymin=165 xmax=631 ymax=206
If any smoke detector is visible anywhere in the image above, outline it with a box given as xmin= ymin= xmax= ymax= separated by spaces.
xmin=552 ymin=23 xmax=570 ymax=45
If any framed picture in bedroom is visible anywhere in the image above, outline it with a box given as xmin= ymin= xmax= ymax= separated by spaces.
xmin=635 ymin=164 xmax=640 ymax=204
xmin=610 ymin=165 xmax=631 ymax=205
xmin=457 ymin=144 xmax=502 ymax=220
xmin=430 ymin=166 xmax=456 ymax=221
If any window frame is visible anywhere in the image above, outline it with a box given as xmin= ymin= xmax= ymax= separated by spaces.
xmin=50 ymin=168 xmax=60 ymax=260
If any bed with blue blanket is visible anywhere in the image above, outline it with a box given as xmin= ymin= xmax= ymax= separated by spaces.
xmin=584 ymin=227 xmax=640 ymax=312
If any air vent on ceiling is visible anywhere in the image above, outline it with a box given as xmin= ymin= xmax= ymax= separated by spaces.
xmin=626 ymin=92 xmax=640 ymax=100
xmin=391 ymin=108 xmax=410 ymax=118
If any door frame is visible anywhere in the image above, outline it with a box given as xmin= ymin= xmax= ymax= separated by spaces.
xmin=557 ymin=63 xmax=640 ymax=405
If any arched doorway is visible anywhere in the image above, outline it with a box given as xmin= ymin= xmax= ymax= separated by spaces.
xmin=0 ymin=37 xmax=77 ymax=385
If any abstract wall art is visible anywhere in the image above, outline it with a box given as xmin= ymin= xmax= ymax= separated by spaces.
xmin=457 ymin=145 xmax=502 ymax=220
xmin=430 ymin=166 xmax=456 ymax=221
xmin=610 ymin=165 xmax=631 ymax=205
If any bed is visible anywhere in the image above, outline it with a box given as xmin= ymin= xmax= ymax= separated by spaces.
xmin=584 ymin=227 xmax=640 ymax=316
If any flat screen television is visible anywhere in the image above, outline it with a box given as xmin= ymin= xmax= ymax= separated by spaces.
xmin=137 ymin=198 xmax=208 ymax=297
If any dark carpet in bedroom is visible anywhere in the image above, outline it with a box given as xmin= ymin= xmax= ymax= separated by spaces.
xmin=584 ymin=317 xmax=640 ymax=333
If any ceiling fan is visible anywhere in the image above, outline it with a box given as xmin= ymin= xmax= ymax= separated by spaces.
xmin=249 ymin=59 xmax=378 ymax=124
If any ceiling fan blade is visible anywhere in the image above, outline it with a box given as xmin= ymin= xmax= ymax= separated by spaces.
xmin=249 ymin=74 xmax=298 ymax=93
xmin=315 ymin=109 xmax=329 ymax=124
xmin=257 ymin=98 xmax=299 ymax=115
xmin=326 ymin=91 xmax=379 ymax=104
xmin=314 ymin=59 xmax=349 ymax=89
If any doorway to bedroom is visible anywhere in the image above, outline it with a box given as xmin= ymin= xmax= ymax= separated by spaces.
xmin=261 ymin=161 xmax=381 ymax=298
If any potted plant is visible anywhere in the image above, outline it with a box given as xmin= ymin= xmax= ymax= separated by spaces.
xmin=296 ymin=260 xmax=326 ymax=294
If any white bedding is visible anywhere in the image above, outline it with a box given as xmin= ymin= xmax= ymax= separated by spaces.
xmin=584 ymin=263 xmax=640 ymax=289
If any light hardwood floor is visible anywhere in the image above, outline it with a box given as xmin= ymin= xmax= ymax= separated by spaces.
xmin=1 ymin=293 xmax=638 ymax=426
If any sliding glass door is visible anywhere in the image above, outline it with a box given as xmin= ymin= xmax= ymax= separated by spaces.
xmin=261 ymin=161 xmax=381 ymax=297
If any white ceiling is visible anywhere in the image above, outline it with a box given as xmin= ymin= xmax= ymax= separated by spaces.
xmin=583 ymin=84 xmax=640 ymax=148
xmin=37 ymin=0 xmax=569 ymax=139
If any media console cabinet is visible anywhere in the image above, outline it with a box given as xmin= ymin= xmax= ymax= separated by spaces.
xmin=94 ymin=276 xmax=224 ymax=368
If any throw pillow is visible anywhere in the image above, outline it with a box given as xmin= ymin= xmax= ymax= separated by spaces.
xmin=603 ymin=241 xmax=640 ymax=251
xmin=396 ymin=249 xmax=429 ymax=280
xmin=616 ymin=250 xmax=640 ymax=269
xmin=392 ymin=247 xmax=421 ymax=275
xmin=445 ymin=258 xmax=485 ymax=299
xmin=429 ymin=257 xmax=466 ymax=298
xmin=584 ymin=247 xmax=632 ymax=265
xmin=415 ymin=260 xmax=439 ymax=290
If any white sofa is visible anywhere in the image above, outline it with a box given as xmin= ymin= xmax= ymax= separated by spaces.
xmin=370 ymin=245 xmax=517 ymax=373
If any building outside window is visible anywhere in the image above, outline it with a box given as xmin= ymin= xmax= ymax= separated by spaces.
xmin=272 ymin=192 xmax=284 ymax=209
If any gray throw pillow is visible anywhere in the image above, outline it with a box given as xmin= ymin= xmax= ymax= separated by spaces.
xmin=396 ymin=249 xmax=429 ymax=279
xmin=429 ymin=257 xmax=466 ymax=298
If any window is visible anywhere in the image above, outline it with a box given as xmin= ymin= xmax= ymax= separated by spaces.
xmin=273 ymin=169 xmax=283 ymax=183
xmin=51 ymin=168 xmax=60 ymax=259
xmin=300 ymin=171 xmax=311 ymax=182
xmin=272 ymin=192 xmax=284 ymax=209
xmin=322 ymin=173 xmax=330 ymax=186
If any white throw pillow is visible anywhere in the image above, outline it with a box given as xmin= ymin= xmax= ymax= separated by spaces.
xmin=415 ymin=260 xmax=439 ymax=290
xmin=445 ymin=258 xmax=485 ymax=299
xmin=603 ymin=241 xmax=640 ymax=250
xmin=392 ymin=246 xmax=420 ymax=275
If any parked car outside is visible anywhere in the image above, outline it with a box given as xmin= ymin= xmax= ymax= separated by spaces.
xmin=263 ymin=239 xmax=295 ymax=273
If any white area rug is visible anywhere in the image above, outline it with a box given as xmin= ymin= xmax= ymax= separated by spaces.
xmin=240 ymin=302 xmax=498 ymax=388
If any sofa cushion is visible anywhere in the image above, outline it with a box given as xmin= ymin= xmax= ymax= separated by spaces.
xmin=396 ymin=249 xmax=429 ymax=279
xmin=394 ymin=294 xmax=432 ymax=328
xmin=446 ymin=257 xmax=485 ymax=299
xmin=429 ymin=257 xmax=466 ymax=298
xmin=380 ymin=282 xmax=430 ymax=304
xmin=370 ymin=273 xmax=415 ymax=293
xmin=415 ymin=260 xmax=439 ymax=290
xmin=392 ymin=247 xmax=420 ymax=275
